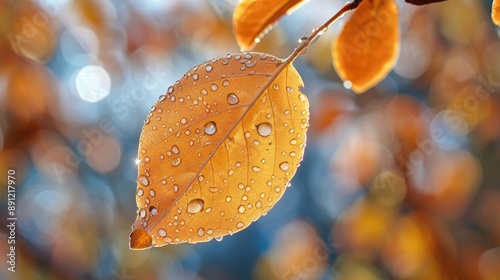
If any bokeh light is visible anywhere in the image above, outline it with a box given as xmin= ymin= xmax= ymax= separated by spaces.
xmin=76 ymin=65 xmax=111 ymax=102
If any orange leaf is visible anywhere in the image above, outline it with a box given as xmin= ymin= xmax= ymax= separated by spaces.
xmin=332 ymin=0 xmax=399 ymax=93
xmin=130 ymin=53 xmax=309 ymax=248
xmin=233 ymin=0 xmax=305 ymax=51
xmin=493 ymin=0 xmax=500 ymax=26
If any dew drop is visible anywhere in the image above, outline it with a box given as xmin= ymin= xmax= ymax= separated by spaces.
xmin=204 ymin=121 xmax=217 ymax=135
xmin=173 ymin=184 xmax=179 ymax=193
xmin=298 ymin=36 xmax=308 ymax=43
xmin=187 ymin=199 xmax=204 ymax=214
xmin=227 ymin=93 xmax=239 ymax=105
xmin=245 ymin=60 xmax=256 ymax=68
xmin=211 ymin=83 xmax=218 ymax=91
xmin=158 ymin=229 xmax=167 ymax=237
xmin=237 ymin=222 xmax=244 ymax=229
xmin=225 ymin=196 xmax=232 ymax=202
xmin=137 ymin=189 xmax=144 ymax=196
xmin=171 ymin=157 xmax=181 ymax=167
xmin=290 ymin=139 xmax=297 ymax=145
xmin=207 ymin=229 xmax=214 ymax=235
xmin=159 ymin=95 xmax=166 ymax=102
xmin=222 ymin=80 xmax=230 ymax=87
xmin=167 ymin=86 xmax=174 ymax=94
xmin=256 ymin=201 xmax=262 ymax=208
xmin=197 ymin=227 xmax=205 ymax=237
xmin=139 ymin=208 xmax=146 ymax=218
xmin=257 ymin=122 xmax=272 ymax=137
xmin=138 ymin=175 xmax=149 ymax=186
xmin=238 ymin=205 xmax=246 ymax=214
xmin=252 ymin=166 xmax=261 ymax=172
xmin=286 ymin=86 xmax=293 ymax=92
xmin=216 ymin=236 xmax=223 ymax=241
xmin=205 ymin=64 xmax=213 ymax=72
xmin=279 ymin=162 xmax=289 ymax=171
xmin=149 ymin=206 xmax=158 ymax=215
xmin=193 ymin=73 xmax=199 ymax=81
xmin=172 ymin=145 xmax=179 ymax=154
xmin=149 ymin=189 xmax=155 ymax=197
xmin=161 ymin=179 xmax=167 ymax=185
xmin=343 ymin=80 xmax=352 ymax=89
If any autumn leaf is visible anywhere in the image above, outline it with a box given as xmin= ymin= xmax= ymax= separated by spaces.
xmin=332 ymin=0 xmax=399 ymax=93
xmin=493 ymin=0 xmax=500 ymax=27
xmin=130 ymin=53 xmax=309 ymax=249
xmin=233 ymin=0 xmax=305 ymax=51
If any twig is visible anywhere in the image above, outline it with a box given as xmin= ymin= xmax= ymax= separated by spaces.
xmin=284 ymin=0 xmax=363 ymax=64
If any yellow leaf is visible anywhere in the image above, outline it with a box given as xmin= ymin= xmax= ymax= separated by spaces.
xmin=493 ymin=0 xmax=500 ymax=26
xmin=233 ymin=0 xmax=305 ymax=51
xmin=130 ymin=53 xmax=309 ymax=249
xmin=332 ymin=0 xmax=399 ymax=93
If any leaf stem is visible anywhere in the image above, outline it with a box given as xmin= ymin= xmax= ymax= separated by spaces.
xmin=283 ymin=0 xmax=363 ymax=64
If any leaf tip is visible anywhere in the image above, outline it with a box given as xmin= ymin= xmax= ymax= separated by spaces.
xmin=129 ymin=228 xmax=153 ymax=250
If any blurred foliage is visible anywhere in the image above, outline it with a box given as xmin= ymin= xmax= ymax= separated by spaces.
xmin=0 ymin=0 xmax=499 ymax=279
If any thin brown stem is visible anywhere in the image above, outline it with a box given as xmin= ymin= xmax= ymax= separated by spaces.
xmin=284 ymin=0 xmax=363 ymax=64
